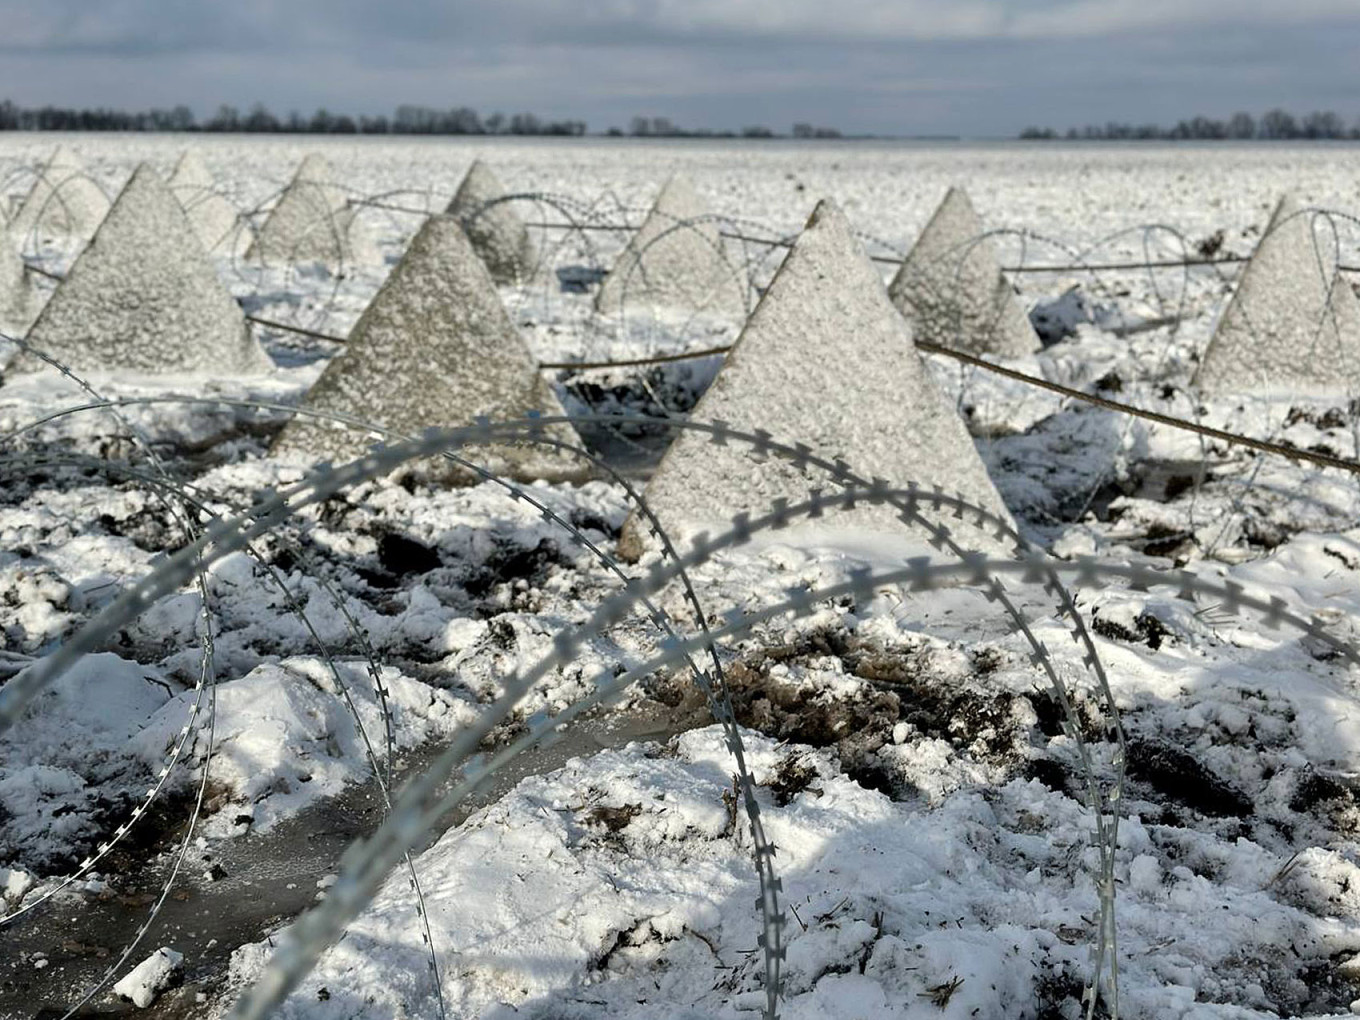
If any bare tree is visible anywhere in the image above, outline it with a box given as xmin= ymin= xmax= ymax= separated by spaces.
xmin=1227 ymin=112 xmax=1256 ymax=139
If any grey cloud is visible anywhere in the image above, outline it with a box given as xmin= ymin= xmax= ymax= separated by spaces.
xmin=7 ymin=0 xmax=1360 ymax=51
xmin=0 ymin=0 xmax=1356 ymax=135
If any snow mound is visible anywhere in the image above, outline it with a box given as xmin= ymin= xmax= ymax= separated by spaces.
xmin=134 ymin=656 xmax=478 ymax=834
xmin=619 ymin=198 xmax=1013 ymax=559
xmin=595 ymin=174 xmax=747 ymax=321
xmin=888 ymin=186 xmax=1037 ymax=358
xmin=0 ymin=653 xmax=174 ymax=871
xmin=113 ymin=946 xmax=182 ymax=1007
xmin=168 ymin=149 xmax=249 ymax=256
xmin=247 ymin=153 xmax=378 ymax=267
xmin=241 ymin=721 xmax=1360 ymax=1019
xmin=0 ymin=867 xmax=34 ymax=911
xmin=1195 ymin=193 xmax=1360 ymax=396
xmin=271 ymin=213 xmax=587 ymax=482
xmin=446 ymin=159 xmax=536 ymax=284
xmin=15 ymin=163 xmax=271 ymax=376
xmin=8 ymin=145 xmax=110 ymax=246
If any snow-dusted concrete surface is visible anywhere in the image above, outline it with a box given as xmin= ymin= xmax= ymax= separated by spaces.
xmin=447 ymin=159 xmax=538 ymax=286
xmin=618 ymin=199 xmax=1014 ymax=559
xmin=594 ymin=173 xmax=749 ymax=320
xmin=15 ymin=163 xmax=270 ymax=376
xmin=271 ymin=212 xmax=586 ymax=481
xmin=169 ymin=149 xmax=251 ymax=258
xmin=7 ymin=144 xmax=110 ymax=249
xmin=1195 ymin=193 xmax=1360 ymax=397
xmin=3 ymin=136 xmax=1360 ymax=1018
xmin=889 ymin=185 xmax=1040 ymax=357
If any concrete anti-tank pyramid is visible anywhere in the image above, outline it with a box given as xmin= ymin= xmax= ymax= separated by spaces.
xmin=888 ymin=186 xmax=1037 ymax=358
xmin=446 ymin=159 xmax=536 ymax=284
xmin=15 ymin=164 xmax=270 ymax=376
xmin=247 ymin=154 xmax=377 ymax=266
xmin=618 ymin=199 xmax=1013 ymax=560
xmin=1195 ymin=194 xmax=1360 ymax=395
xmin=169 ymin=150 xmax=248 ymax=256
xmin=595 ymin=175 xmax=747 ymax=320
xmin=9 ymin=146 xmax=110 ymax=244
xmin=272 ymin=214 xmax=587 ymax=482
xmin=0 ymin=217 xmax=37 ymax=335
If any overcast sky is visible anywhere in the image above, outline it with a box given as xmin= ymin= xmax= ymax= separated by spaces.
xmin=2 ymin=0 xmax=1359 ymax=136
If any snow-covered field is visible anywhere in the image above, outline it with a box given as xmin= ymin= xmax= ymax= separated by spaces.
xmin=4 ymin=134 xmax=1360 ymax=1019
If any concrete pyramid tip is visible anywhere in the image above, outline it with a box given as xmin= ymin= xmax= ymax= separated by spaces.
xmin=888 ymin=186 xmax=1037 ymax=358
xmin=48 ymin=145 xmax=81 ymax=168
xmin=170 ymin=150 xmax=213 ymax=188
xmin=650 ymin=175 xmax=703 ymax=215
xmin=1267 ymin=192 xmax=1302 ymax=227
xmin=17 ymin=163 xmax=270 ymax=377
xmin=294 ymin=153 xmax=333 ymax=183
xmin=247 ymin=153 xmax=377 ymax=267
xmin=168 ymin=150 xmax=248 ymax=256
xmin=595 ymin=173 xmax=748 ymax=320
xmin=1195 ymin=193 xmax=1360 ymax=396
xmin=618 ymin=196 xmax=1014 ymax=560
xmin=446 ymin=159 xmax=536 ymax=285
xmin=272 ymin=213 xmax=586 ymax=483
xmin=10 ymin=145 xmax=111 ymax=244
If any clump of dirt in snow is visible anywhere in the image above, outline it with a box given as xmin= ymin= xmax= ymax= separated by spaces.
xmin=764 ymin=752 xmax=823 ymax=806
xmin=558 ymin=360 xmax=714 ymax=423
xmin=1124 ymin=738 xmax=1253 ymax=818
xmin=582 ymin=801 xmax=645 ymax=845
xmin=652 ymin=622 xmax=1066 ymax=804
xmin=1091 ymin=604 xmax=1171 ymax=650
xmin=460 ymin=537 xmax=567 ymax=603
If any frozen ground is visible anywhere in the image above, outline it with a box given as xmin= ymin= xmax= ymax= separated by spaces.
xmin=2 ymin=136 xmax=1360 ymax=1018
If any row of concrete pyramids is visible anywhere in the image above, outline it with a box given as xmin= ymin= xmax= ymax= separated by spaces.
xmin=276 ymin=195 xmax=1017 ymax=553
xmin=7 ymin=163 xmax=268 ymax=374
xmin=18 ymin=148 xmax=1354 ymax=398
xmin=0 ymin=148 xmax=394 ymax=364
xmin=0 ymin=147 xmax=1039 ymax=357
xmin=1 ymin=146 xmax=375 ymax=266
xmin=4 ymin=154 xmax=1356 ymax=463
xmin=272 ymin=185 xmax=1360 ymax=558
xmin=5 ymin=152 xmax=1359 ymax=556
xmin=1 ymin=150 xmax=1022 ymax=365
xmin=10 ymin=147 xmax=1358 ymax=394
xmin=0 ymin=154 xmax=1012 ymax=549
xmin=6 ymin=147 xmax=1356 ymax=397
xmin=506 ymin=165 xmax=1039 ymax=358
xmin=3 ymin=146 xmax=537 ymax=274
xmin=452 ymin=163 xmax=1360 ymax=397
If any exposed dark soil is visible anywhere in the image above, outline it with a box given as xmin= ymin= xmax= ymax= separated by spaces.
xmin=1124 ymin=739 xmax=1253 ymax=818
xmin=653 ymin=626 xmax=1063 ymax=801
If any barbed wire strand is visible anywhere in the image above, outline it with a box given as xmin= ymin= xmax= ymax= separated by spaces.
xmin=345 ymin=199 xmax=1360 ymax=275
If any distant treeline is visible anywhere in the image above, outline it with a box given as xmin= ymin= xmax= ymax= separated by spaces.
xmin=1021 ymin=109 xmax=1360 ymax=141
xmin=0 ymin=101 xmax=842 ymax=140
xmin=609 ymin=116 xmax=841 ymax=139
xmin=0 ymin=101 xmax=587 ymax=135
